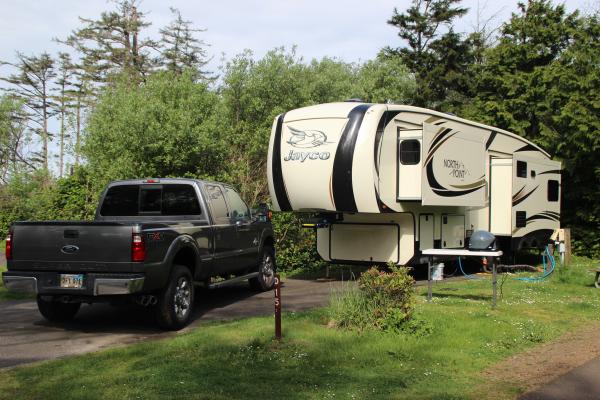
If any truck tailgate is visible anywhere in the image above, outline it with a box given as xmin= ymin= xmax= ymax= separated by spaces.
xmin=10 ymin=221 xmax=135 ymax=271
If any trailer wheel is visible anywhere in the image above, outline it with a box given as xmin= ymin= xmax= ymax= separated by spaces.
xmin=36 ymin=296 xmax=81 ymax=322
xmin=155 ymin=265 xmax=195 ymax=330
xmin=249 ymin=246 xmax=276 ymax=291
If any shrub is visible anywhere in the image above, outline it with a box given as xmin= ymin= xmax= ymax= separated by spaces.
xmin=329 ymin=265 xmax=416 ymax=332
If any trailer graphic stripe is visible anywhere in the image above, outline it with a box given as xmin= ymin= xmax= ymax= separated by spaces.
xmin=538 ymin=169 xmax=561 ymax=176
xmin=512 ymin=185 xmax=539 ymax=206
xmin=374 ymin=110 xmax=401 ymax=177
xmin=272 ymin=113 xmax=292 ymax=211
xmin=485 ymin=131 xmax=497 ymax=150
xmin=332 ymin=104 xmax=371 ymax=212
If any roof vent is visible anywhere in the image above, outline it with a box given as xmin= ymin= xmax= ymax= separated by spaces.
xmin=345 ymin=98 xmax=364 ymax=103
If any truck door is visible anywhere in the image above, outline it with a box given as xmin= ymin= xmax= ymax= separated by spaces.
xmin=204 ymin=184 xmax=237 ymax=274
xmin=223 ymin=186 xmax=258 ymax=271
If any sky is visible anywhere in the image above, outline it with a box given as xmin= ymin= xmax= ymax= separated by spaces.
xmin=1 ymin=0 xmax=595 ymax=72
xmin=0 ymin=0 xmax=595 ymax=174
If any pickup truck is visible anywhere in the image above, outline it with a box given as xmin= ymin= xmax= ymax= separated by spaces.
xmin=2 ymin=178 xmax=276 ymax=330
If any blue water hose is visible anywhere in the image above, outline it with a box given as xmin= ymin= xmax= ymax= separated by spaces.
xmin=515 ymin=245 xmax=556 ymax=282
xmin=458 ymin=256 xmax=481 ymax=280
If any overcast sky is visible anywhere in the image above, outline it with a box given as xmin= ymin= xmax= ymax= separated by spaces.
xmin=1 ymin=0 xmax=595 ymax=72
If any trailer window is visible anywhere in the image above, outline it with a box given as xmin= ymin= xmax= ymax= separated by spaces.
xmin=516 ymin=161 xmax=527 ymax=178
xmin=400 ymin=140 xmax=420 ymax=165
xmin=516 ymin=211 xmax=527 ymax=228
xmin=548 ymin=180 xmax=559 ymax=202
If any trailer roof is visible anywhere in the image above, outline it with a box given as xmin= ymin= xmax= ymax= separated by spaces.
xmin=283 ymin=102 xmax=550 ymax=158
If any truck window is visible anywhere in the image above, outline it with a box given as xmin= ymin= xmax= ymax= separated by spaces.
xmin=163 ymin=185 xmax=201 ymax=215
xmin=140 ymin=187 xmax=162 ymax=213
xmin=224 ymin=187 xmax=250 ymax=220
xmin=100 ymin=185 xmax=139 ymax=216
xmin=100 ymin=184 xmax=201 ymax=216
xmin=205 ymin=184 xmax=229 ymax=224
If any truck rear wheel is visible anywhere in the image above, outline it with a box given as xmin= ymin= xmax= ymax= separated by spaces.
xmin=36 ymin=296 xmax=81 ymax=322
xmin=155 ymin=264 xmax=194 ymax=330
xmin=249 ymin=246 xmax=276 ymax=291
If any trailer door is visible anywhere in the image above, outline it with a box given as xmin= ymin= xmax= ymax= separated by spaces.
xmin=490 ymin=158 xmax=512 ymax=235
xmin=397 ymin=129 xmax=422 ymax=200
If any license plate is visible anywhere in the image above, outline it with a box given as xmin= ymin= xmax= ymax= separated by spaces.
xmin=60 ymin=274 xmax=84 ymax=289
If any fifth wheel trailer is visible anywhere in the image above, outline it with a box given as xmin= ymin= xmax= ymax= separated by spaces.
xmin=267 ymin=102 xmax=561 ymax=265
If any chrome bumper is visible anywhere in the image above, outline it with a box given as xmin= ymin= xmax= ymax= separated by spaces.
xmin=93 ymin=277 xmax=145 ymax=295
xmin=2 ymin=276 xmax=38 ymax=294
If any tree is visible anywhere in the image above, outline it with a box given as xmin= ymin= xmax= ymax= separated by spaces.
xmin=1 ymin=52 xmax=56 ymax=171
xmin=465 ymin=1 xmax=599 ymax=257
xmin=158 ymin=7 xmax=211 ymax=80
xmin=0 ymin=96 xmax=30 ymax=182
xmin=386 ymin=0 xmax=468 ymax=107
xmin=53 ymin=52 xmax=75 ymax=177
xmin=60 ymin=0 xmax=158 ymax=85
xmin=83 ymin=70 xmax=222 ymax=183
xmin=355 ymin=55 xmax=416 ymax=104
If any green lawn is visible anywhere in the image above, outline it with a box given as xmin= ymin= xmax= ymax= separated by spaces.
xmin=0 ymin=257 xmax=599 ymax=399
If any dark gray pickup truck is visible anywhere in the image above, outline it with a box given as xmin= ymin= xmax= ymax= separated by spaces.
xmin=2 ymin=178 xmax=275 ymax=330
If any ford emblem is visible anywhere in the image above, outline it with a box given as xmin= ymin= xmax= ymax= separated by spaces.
xmin=61 ymin=245 xmax=80 ymax=254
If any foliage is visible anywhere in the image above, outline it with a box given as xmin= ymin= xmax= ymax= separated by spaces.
xmin=83 ymin=70 xmax=222 ymax=183
xmin=463 ymin=1 xmax=599 ymax=257
xmin=330 ymin=265 xmax=416 ymax=332
xmin=271 ymin=212 xmax=325 ymax=272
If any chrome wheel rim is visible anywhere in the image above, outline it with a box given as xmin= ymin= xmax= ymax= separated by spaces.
xmin=173 ymin=277 xmax=191 ymax=319
xmin=261 ymin=254 xmax=275 ymax=288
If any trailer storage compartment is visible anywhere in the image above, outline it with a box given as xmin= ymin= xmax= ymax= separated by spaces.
xmin=329 ymin=223 xmax=399 ymax=263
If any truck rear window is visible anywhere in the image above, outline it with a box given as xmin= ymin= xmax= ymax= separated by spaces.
xmin=100 ymin=184 xmax=201 ymax=216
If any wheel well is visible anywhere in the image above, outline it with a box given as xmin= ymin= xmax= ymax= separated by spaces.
xmin=173 ymin=247 xmax=196 ymax=277
xmin=263 ymin=236 xmax=274 ymax=250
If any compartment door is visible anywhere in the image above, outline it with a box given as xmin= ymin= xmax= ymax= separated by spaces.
xmin=441 ymin=215 xmax=465 ymax=248
xmin=419 ymin=214 xmax=434 ymax=250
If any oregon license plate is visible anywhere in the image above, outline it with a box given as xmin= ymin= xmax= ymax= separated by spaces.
xmin=60 ymin=274 xmax=84 ymax=289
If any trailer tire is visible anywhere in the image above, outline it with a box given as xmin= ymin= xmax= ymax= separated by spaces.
xmin=155 ymin=265 xmax=194 ymax=330
xmin=249 ymin=246 xmax=276 ymax=291
xmin=36 ymin=296 xmax=81 ymax=322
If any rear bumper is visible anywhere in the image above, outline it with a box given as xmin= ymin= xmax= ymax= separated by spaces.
xmin=2 ymin=271 xmax=146 ymax=296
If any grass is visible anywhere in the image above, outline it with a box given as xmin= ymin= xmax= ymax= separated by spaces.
xmin=0 ymin=257 xmax=599 ymax=399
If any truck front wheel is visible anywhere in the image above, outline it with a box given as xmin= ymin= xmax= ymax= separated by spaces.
xmin=36 ymin=296 xmax=81 ymax=322
xmin=249 ymin=246 xmax=276 ymax=291
xmin=155 ymin=265 xmax=195 ymax=330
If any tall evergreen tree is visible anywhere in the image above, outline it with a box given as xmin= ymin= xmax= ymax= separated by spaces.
xmin=386 ymin=0 xmax=469 ymax=108
xmin=60 ymin=0 xmax=158 ymax=85
xmin=53 ymin=52 xmax=75 ymax=178
xmin=0 ymin=96 xmax=30 ymax=182
xmin=158 ymin=8 xmax=211 ymax=80
xmin=0 ymin=52 xmax=56 ymax=171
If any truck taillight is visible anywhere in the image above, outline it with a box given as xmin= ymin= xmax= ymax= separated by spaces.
xmin=267 ymin=211 xmax=273 ymax=221
xmin=132 ymin=233 xmax=146 ymax=262
xmin=5 ymin=231 xmax=12 ymax=260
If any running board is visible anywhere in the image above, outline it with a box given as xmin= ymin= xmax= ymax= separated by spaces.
xmin=205 ymin=272 xmax=259 ymax=289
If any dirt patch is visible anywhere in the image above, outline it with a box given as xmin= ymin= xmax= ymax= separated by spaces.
xmin=475 ymin=320 xmax=600 ymax=399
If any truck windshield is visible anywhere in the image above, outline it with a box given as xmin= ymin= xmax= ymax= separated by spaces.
xmin=100 ymin=184 xmax=201 ymax=216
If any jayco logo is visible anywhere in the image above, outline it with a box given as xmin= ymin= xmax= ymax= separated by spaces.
xmin=284 ymin=126 xmax=333 ymax=162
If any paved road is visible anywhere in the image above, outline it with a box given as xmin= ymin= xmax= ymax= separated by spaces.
xmin=0 ymin=279 xmax=349 ymax=368
xmin=520 ymin=357 xmax=600 ymax=400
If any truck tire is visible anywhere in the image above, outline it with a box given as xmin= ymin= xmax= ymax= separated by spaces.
xmin=36 ymin=296 xmax=81 ymax=322
xmin=155 ymin=264 xmax=194 ymax=330
xmin=249 ymin=246 xmax=276 ymax=291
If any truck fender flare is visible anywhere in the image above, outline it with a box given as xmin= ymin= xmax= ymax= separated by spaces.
xmin=258 ymin=228 xmax=275 ymax=254
xmin=164 ymin=234 xmax=201 ymax=274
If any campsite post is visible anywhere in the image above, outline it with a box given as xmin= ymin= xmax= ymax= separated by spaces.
xmin=274 ymin=274 xmax=282 ymax=340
